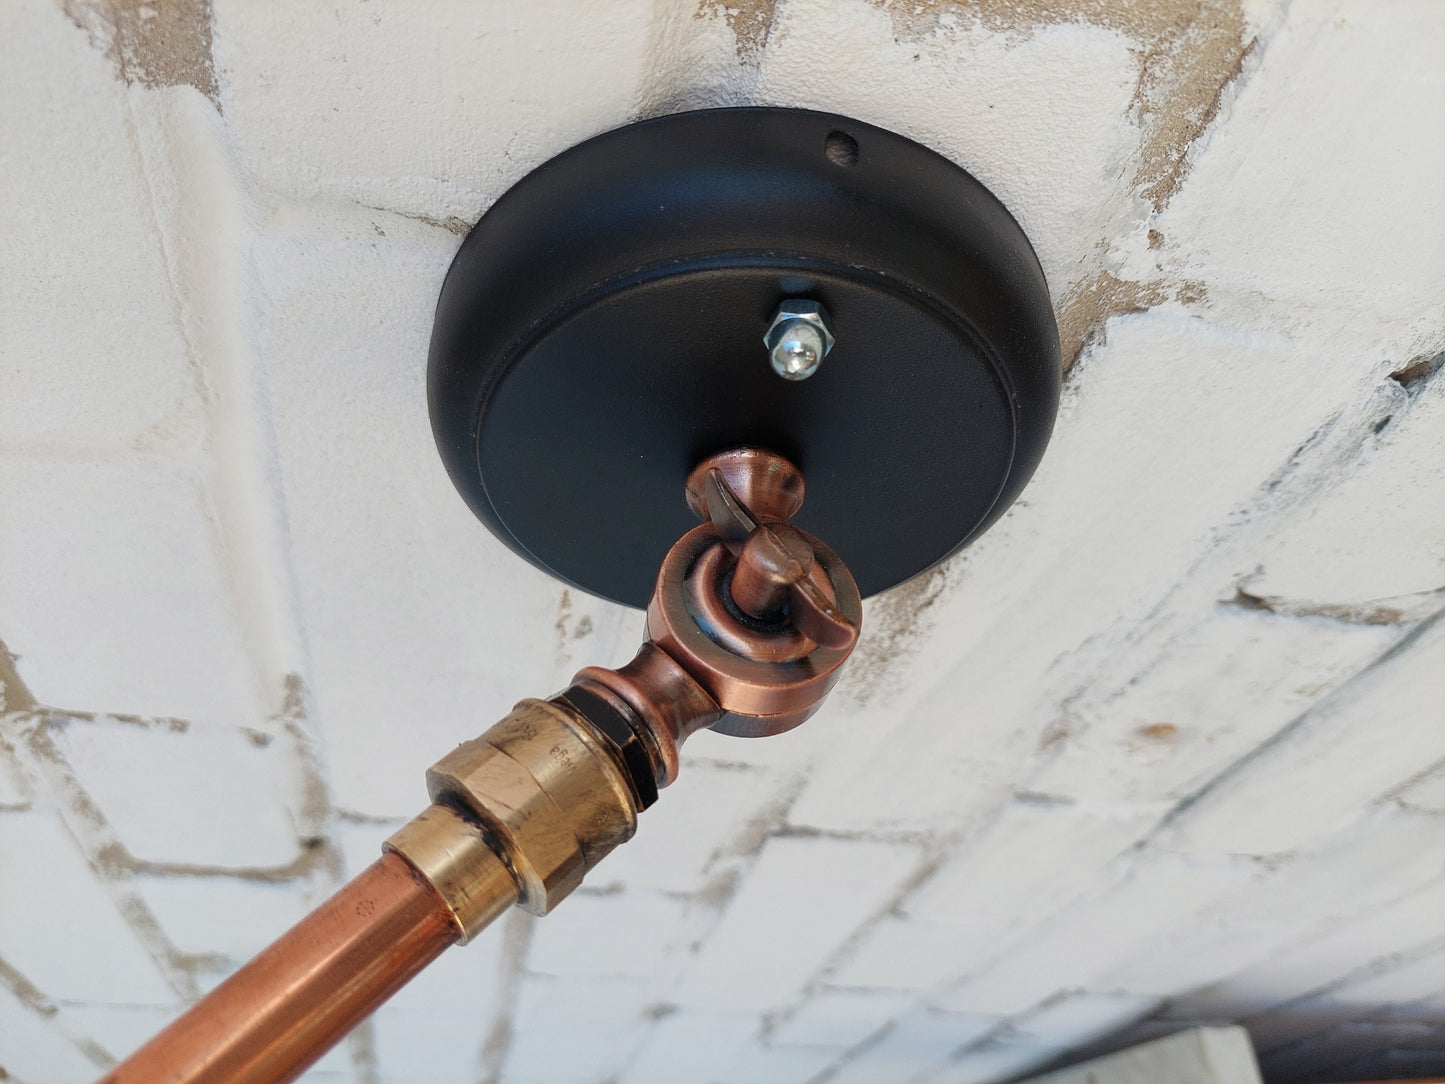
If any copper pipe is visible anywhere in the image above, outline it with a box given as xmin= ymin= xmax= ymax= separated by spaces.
xmin=102 ymin=853 xmax=462 ymax=1084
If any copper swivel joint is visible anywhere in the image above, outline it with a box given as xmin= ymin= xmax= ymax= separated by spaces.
xmin=577 ymin=447 xmax=862 ymax=763
xmin=105 ymin=447 xmax=862 ymax=1084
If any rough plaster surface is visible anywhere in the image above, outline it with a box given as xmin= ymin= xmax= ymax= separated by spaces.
xmin=2 ymin=1 xmax=1443 ymax=1082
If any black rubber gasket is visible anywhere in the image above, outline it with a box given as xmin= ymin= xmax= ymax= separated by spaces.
xmin=555 ymin=686 xmax=659 ymax=811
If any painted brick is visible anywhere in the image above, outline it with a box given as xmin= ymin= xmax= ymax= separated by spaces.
xmin=595 ymin=762 xmax=792 ymax=895
xmin=1247 ymin=380 xmax=1445 ymax=608
xmin=132 ymin=874 xmax=311 ymax=964
xmin=720 ymin=1042 xmax=849 ymax=1084
xmin=502 ymin=974 xmax=654 ymax=1084
xmin=827 ymin=1008 xmax=1000 ymax=1084
xmin=906 ymin=800 xmax=1161 ymax=930
xmin=928 ymin=1041 xmax=1061 ymax=1084
xmin=830 ymin=798 xmax=1158 ymax=991
xmin=395 ymin=918 xmax=507 ymax=1015
xmin=0 ymin=1 xmax=202 ymax=453
xmin=769 ymin=988 xmax=913 ymax=1048
xmin=627 ymin=1013 xmax=863 ymax=1084
xmin=1030 ymin=608 xmax=1398 ymax=803
xmin=331 ymin=818 xmax=400 ymax=881
xmin=1317 ymin=947 xmax=1445 ymax=1010
xmin=0 ymin=984 xmax=108 ymax=1084
xmin=366 ymin=925 xmax=510 ymax=1080
xmin=1161 ymin=616 xmax=1445 ymax=855
xmin=1008 ymin=993 xmax=1161 ymax=1050
xmin=677 ymin=708 xmax=843 ymax=775
xmin=369 ymin=1009 xmax=488 ymax=1084
xmin=829 ymin=915 xmax=967 ymax=993
xmin=0 ymin=811 xmax=176 ymax=1005
xmin=673 ymin=836 xmax=921 ymax=1012
xmin=249 ymin=202 xmax=638 ymax=818
xmin=1038 ymin=1019 xmax=1203 ymax=1068
xmin=757 ymin=0 xmax=1141 ymax=302
xmin=0 ymin=739 xmax=31 ymax=808
xmin=789 ymin=306 xmax=1375 ymax=836
xmin=1116 ymin=811 xmax=1445 ymax=1000
xmin=526 ymin=888 xmax=687 ymax=981
xmin=621 ymin=1010 xmax=760 ymax=1084
xmin=933 ymin=853 xmax=1256 ymax=1016
xmin=305 ymin=1034 xmax=361 ymax=1081
xmin=57 ymin=1003 xmax=188 ymax=1068
xmin=48 ymin=716 xmax=302 ymax=869
xmin=0 ymin=459 xmax=262 ymax=727
xmin=1173 ymin=876 xmax=1445 ymax=1019
xmin=1152 ymin=0 xmax=1445 ymax=355
xmin=1396 ymin=767 xmax=1445 ymax=815
xmin=213 ymin=0 xmax=657 ymax=222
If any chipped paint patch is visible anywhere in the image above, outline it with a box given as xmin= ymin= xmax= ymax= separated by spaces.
xmin=61 ymin=0 xmax=219 ymax=107
xmin=1056 ymin=271 xmax=1170 ymax=369
xmin=1230 ymin=585 xmax=1445 ymax=628
xmin=866 ymin=0 xmax=1255 ymax=212
xmin=836 ymin=0 xmax=1257 ymax=367
xmin=359 ymin=201 xmax=471 ymax=237
xmin=0 ymin=638 xmax=40 ymax=715
xmin=841 ymin=565 xmax=954 ymax=706
xmin=695 ymin=0 xmax=777 ymax=61
xmin=276 ymin=673 xmax=332 ymax=843
xmin=1056 ymin=271 xmax=1217 ymax=368
xmin=1390 ymin=352 xmax=1444 ymax=392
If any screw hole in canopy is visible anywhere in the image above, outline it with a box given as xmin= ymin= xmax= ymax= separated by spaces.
xmin=824 ymin=129 xmax=859 ymax=166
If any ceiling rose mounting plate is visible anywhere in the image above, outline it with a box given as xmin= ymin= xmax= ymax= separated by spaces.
xmin=429 ymin=108 xmax=1061 ymax=608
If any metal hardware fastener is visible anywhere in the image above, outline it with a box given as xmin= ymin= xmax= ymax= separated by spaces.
xmin=764 ymin=299 xmax=835 ymax=380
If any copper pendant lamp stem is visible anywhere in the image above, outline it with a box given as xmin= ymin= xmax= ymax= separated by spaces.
xmin=101 ymin=853 xmax=464 ymax=1084
xmin=99 ymin=447 xmax=863 ymax=1084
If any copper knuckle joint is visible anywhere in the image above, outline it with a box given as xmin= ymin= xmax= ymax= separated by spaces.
xmin=684 ymin=446 xmax=804 ymax=525
xmin=646 ymin=447 xmax=864 ymax=740
xmin=647 ymin=525 xmax=861 ymax=736
xmin=424 ymin=699 xmax=639 ymax=914
xmin=573 ymin=643 xmax=722 ymax=788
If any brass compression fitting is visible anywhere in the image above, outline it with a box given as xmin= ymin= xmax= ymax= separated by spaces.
xmin=105 ymin=447 xmax=862 ymax=1084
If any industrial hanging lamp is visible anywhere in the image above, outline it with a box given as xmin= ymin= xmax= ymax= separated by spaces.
xmin=104 ymin=107 xmax=1061 ymax=1084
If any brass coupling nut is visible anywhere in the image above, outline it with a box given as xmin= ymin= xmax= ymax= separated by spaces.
xmin=423 ymin=698 xmax=640 ymax=915
xmin=384 ymin=803 xmax=515 ymax=942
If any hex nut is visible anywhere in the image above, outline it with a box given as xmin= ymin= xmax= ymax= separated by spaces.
xmin=764 ymin=300 xmax=835 ymax=381
xmin=555 ymin=686 xmax=659 ymax=810
xmin=427 ymin=738 xmax=583 ymax=913
xmin=425 ymin=699 xmax=637 ymax=915
xmin=483 ymin=700 xmax=638 ymax=868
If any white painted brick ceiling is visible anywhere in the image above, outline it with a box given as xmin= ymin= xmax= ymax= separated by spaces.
xmin=2 ymin=1 xmax=1442 ymax=1082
